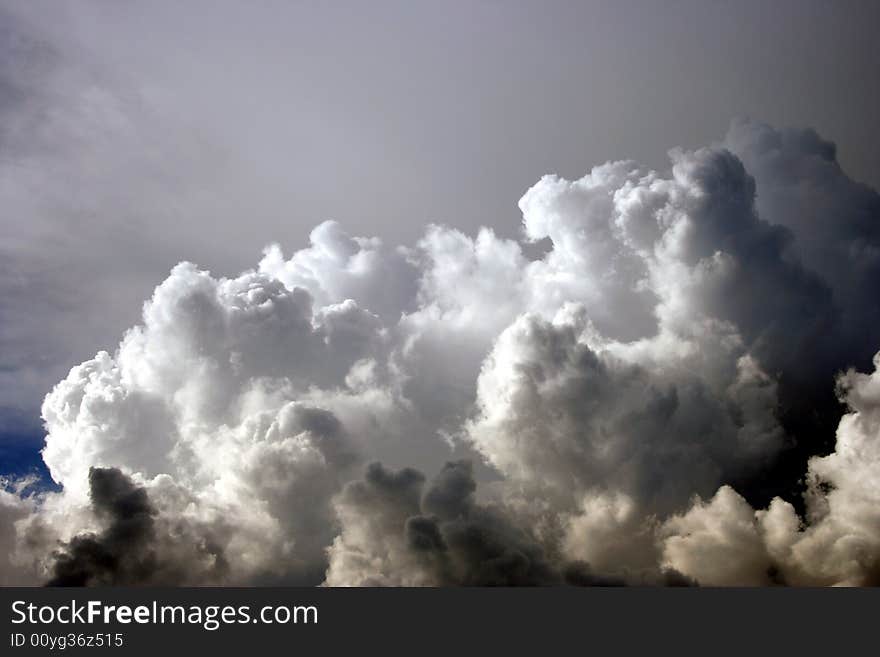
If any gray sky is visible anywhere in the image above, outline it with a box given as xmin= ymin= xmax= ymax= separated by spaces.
xmin=2 ymin=0 xmax=879 ymax=433
xmin=16 ymin=0 xmax=880 ymax=246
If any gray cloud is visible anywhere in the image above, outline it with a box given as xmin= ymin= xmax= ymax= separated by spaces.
xmin=46 ymin=467 xmax=231 ymax=586
xmin=326 ymin=461 xmax=565 ymax=586
xmin=47 ymin=467 xmax=161 ymax=586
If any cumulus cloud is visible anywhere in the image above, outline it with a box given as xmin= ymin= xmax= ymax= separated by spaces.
xmin=258 ymin=220 xmax=419 ymax=323
xmin=469 ymin=307 xmax=784 ymax=512
xmin=2 ymin=119 xmax=879 ymax=586
xmin=16 ymin=261 xmax=396 ymax=585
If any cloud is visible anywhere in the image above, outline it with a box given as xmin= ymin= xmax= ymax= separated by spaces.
xmin=725 ymin=119 xmax=880 ymax=343
xmin=468 ymin=307 xmax=784 ymax=514
xmin=27 ymin=261 xmax=393 ymax=584
xmin=48 ymin=467 xmax=161 ymax=586
xmin=0 ymin=481 xmax=37 ymax=585
xmin=2 ymin=119 xmax=879 ymax=586
xmin=723 ymin=119 xmax=880 ymax=461
xmin=325 ymin=460 xmax=563 ymax=586
xmin=258 ymin=220 xmax=419 ymax=323
xmin=45 ymin=467 xmax=240 ymax=586
xmin=661 ymin=352 xmax=880 ymax=586
xmin=659 ymin=485 xmax=781 ymax=586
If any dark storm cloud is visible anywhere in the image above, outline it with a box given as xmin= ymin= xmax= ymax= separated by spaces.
xmin=327 ymin=461 xmax=628 ymax=586
xmin=47 ymin=468 xmax=158 ymax=586
xmin=725 ymin=119 xmax=880 ymax=378
xmin=46 ymin=468 xmax=229 ymax=586
xmin=721 ymin=120 xmax=880 ymax=505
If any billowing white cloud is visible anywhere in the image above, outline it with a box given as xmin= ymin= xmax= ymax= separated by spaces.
xmin=3 ymin=119 xmax=880 ymax=586
xmin=258 ymin=220 xmax=419 ymax=323
xmin=23 ymin=261 xmax=399 ymax=584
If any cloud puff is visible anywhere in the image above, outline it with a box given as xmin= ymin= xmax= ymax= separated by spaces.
xmin=24 ymin=262 xmax=396 ymax=584
xmin=3 ymin=119 xmax=880 ymax=586
xmin=325 ymin=460 xmax=563 ymax=586
xmin=661 ymin=353 xmax=880 ymax=586
xmin=468 ymin=307 xmax=783 ymax=513
xmin=40 ymin=262 xmax=378 ymax=490
xmin=258 ymin=220 xmax=419 ymax=323
xmin=49 ymin=467 xmax=166 ymax=586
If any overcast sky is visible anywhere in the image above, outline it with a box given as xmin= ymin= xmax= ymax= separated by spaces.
xmin=23 ymin=0 xmax=880 ymax=248
xmin=2 ymin=1 xmax=880 ymax=587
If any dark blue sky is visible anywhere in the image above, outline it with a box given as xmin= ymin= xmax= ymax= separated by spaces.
xmin=0 ymin=430 xmax=58 ymax=491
